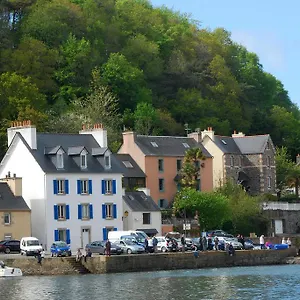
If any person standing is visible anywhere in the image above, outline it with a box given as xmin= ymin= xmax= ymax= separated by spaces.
xmin=105 ymin=239 xmax=111 ymax=257
xmin=202 ymin=236 xmax=207 ymax=251
xmin=282 ymin=237 xmax=287 ymax=244
xmin=260 ymin=235 xmax=265 ymax=249
xmin=214 ymin=236 xmax=219 ymax=251
xmin=287 ymin=238 xmax=292 ymax=247
xmin=181 ymin=234 xmax=186 ymax=252
xmin=152 ymin=236 xmax=158 ymax=253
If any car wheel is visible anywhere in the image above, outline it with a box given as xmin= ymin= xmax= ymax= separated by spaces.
xmin=5 ymin=248 xmax=11 ymax=254
xmin=161 ymin=247 xmax=167 ymax=253
xmin=25 ymin=251 xmax=29 ymax=256
xmin=127 ymin=249 xmax=132 ymax=254
xmin=103 ymin=250 xmax=106 ymax=255
xmin=51 ymin=253 xmax=53 ymax=257
xmin=21 ymin=251 xmax=23 ymax=255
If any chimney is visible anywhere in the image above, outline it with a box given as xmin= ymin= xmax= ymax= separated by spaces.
xmin=188 ymin=128 xmax=202 ymax=143
xmin=297 ymin=154 xmax=300 ymax=165
xmin=232 ymin=131 xmax=245 ymax=138
xmin=79 ymin=123 xmax=107 ymax=148
xmin=201 ymin=127 xmax=215 ymax=141
xmin=0 ymin=172 xmax=22 ymax=196
xmin=118 ymin=131 xmax=136 ymax=154
xmin=7 ymin=120 xmax=37 ymax=149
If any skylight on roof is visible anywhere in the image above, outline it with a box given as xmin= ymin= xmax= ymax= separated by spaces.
xmin=182 ymin=143 xmax=190 ymax=148
xmin=221 ymin=139 xmax=227 ymax=145
xmin=122 ymin=161 xmax=133 ymax=168
xmin=151 ymin=142 xmax=158 ymax=147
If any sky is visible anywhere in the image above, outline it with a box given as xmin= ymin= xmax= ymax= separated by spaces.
xmin=151 ymin=0 xmax=300 ymax=106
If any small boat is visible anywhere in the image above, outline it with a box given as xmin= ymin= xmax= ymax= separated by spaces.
xmin=0 ymin=261 xmax=22 ymax=277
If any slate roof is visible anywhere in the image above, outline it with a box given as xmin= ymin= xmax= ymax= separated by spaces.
xmin=0 ymin=182 xmax=30 ymax=211
xmin=211 ymin=135 xmax=270 ymax=154
xmin=115 ymin=154 xmax=146 ymax=178
xmin=13 ymin=133 xmax=124 ymax=174
xmin=67 ymin=146 xmax=86 ymax=156
xmin=123 ymin=191 xmax=160 ymax=212
xmin=135 ymin=135 xmax=212 ymax=157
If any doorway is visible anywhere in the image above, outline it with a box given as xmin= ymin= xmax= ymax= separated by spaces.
xmin=81 ymin=227 xmax=91 ymax=248
xmin=274 ymin=220 xmax=283 ymax=234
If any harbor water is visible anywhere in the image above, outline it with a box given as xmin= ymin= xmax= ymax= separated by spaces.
xmin=1 ymin=265 xmax=300 ymax=299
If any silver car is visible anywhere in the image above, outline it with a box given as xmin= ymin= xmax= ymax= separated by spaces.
xmin=223 ymin=237 xmax=243 ymax=250
xmin=116 ymin=240 xmax=145 ymax=254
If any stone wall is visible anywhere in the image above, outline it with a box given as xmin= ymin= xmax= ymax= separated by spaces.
xmin=3 ymin=248 xmax=296 ymax=276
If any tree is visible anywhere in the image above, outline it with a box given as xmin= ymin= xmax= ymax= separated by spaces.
xmin=173 ymin=188 xmax=229 ymax=230
xmin=275 ymin=147 xmax=293 ymax=193
xmin=134 ymin=102 xmax=158 ymax=135
xmin=179 ymin=148 xmax=206 ymax=189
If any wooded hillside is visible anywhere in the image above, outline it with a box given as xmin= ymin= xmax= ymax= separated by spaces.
xmin=1 ymin=0 xmax=299 ymax=157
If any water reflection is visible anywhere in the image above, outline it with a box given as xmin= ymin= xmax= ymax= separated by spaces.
xmin=1 ymin=265 xmax=300 ymax=300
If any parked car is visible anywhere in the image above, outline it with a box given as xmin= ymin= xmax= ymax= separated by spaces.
xmin=156 ymin=236 xmax=168 ymax=252
xmin=115 ymin=240 xmax=145 ymax=254
xmin=0 ymin=240 xmax=20 ymax=254
xmin=191 ymin=238 xmax=201 ymax=250
xmin=185 ymin=238 xmax=194 ymax=251
xmin=120 ymin=235 xmax=145 ymax=249
xmin=50 ymin=241 xmax=71 ymax=257
xmin=223 ymin=238 xmax=243 ymax=250
xmin=20 ymin=237 xmax=42 ymax=256
xmin=207 ymin=230 xmax=234 ymax=238
xmin=244 ymin=239 xmax=254 ymax=250
xmin=86 ymin=241 xmax=122 ymax=255
xmin=166 ymin=238 xmax=178 ymax=252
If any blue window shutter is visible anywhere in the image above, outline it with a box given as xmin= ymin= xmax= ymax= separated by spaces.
xmin=88 ymin=180 xmax=92 ymax=194
xmin=66 ymin=205 xmax=70 ymax=219
xmin=89 ymin=204 xmax=93 ymax=219
xmin=102 ymin=180 xmax=105 ymax=194
xmin=113 ymin=228 xmax=117 ymax=231
xmin=53 ymin=180 xmax=58 ymax=194
xmin=112 ymin=180 xmax=117 ymax=194
xmin=77 ymin=180 xmax=81 ymax=194
xmin=54 ymin=230 xmax=59 ymax=241
xmin=113 ymin=204 xmax=117 ymax=219
xmin=102 ymin=228 xmax=107 ymax=240
xmin=78 ymin=204 xmax=82 ymax=220
xmin=102 ymin=204 xmax=106 ymax=219
xmin=65 ymin=180 xmax=69 ymax=194
xmin=66 ymin=229 xmax=70 ymax=244
xmin=54 ymin=205 xmax=58 ymax=220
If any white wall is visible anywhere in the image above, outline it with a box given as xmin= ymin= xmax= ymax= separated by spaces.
xmin=123 ymin=202 xmax=162 ymax=235
xmin=46 ymin=173 xmax=124 ymax=252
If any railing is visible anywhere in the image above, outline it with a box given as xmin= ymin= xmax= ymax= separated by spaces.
xmin=262 ymin=201 xmax=300 ymax=211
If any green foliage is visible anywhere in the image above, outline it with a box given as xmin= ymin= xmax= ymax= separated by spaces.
xmin=174 ymin=188 xmax=230 ymax=230
xmin=134 ymin=102 xmax=158 ymax=135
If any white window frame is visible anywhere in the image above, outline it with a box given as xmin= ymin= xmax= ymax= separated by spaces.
xmin=57 ymin=149 xmax=64 ymax=169
xmin=58 ymin=229 xmax=67 ymax=242
xmin=81 ymin=203 xmax=90 ymax=219
xmin=81 ymin=179 xmax=89 ymax=194
xmin=105 ymin=180 xmax=112 ymax=194
xmin=4 ymin=213 xmax=11 ymax=225
xmin=57 ymin=204 xmax=66 ymax=220
xmin=105 ymin=203 xmax=113 ymax=218
xmin=80 ymin=151 xmax=87 ymax=169
xmin=57 ymin=179 xmax=65 ymax=194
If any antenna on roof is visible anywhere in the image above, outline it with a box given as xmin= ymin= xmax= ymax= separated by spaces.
xmin=184 ymin=123 xmax=191 ymax=135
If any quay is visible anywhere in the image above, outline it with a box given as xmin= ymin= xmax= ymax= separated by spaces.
xmin=2 ymin=248 xmax=297 ymax=276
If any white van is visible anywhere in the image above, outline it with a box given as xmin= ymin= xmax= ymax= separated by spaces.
xmin=20 ymin=237 xmax=43 ymax=256
xmin=108 ymin=230 xmax=148 ymax=243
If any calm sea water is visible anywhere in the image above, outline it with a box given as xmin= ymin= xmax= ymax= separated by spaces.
xmin=1 ymin=265 xmax=300 ymax=300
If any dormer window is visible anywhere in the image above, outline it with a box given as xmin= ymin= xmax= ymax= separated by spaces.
xmin=80 ymin=150 xmax=87 ymax=169
xmin=57 ymin=150 xmax=64 ymax=169
xmin=105 ymin=153 xmax=111 ymax=169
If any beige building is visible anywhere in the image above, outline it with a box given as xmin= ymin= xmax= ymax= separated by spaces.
xmin=0 ymin=173 xmax=31 ymax=240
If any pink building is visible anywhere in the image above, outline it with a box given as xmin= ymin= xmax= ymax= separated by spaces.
xmin=118 ymin=132 xmax=213 ymax=208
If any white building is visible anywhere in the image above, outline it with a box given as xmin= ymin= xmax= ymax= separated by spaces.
xmin=0 ymin=121 xmax=124 ymax=251
xmin=122 ymin=189 xmax=162 ymax=236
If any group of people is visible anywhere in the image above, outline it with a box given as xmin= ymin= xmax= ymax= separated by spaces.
xmin=145 ymin=236 xmax=158 ymax=253
xmin=260 ymin=234 xmax=292 ymax=249
xmin=75 ymin=247 xmax=93 ymax=262
xmin=281 ymin=237 xmax=292 ymax=247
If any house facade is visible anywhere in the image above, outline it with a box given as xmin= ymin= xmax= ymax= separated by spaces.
xmin=0 ymin=175 xmax=31 ymax=240
xmin=0 ymin=121 xmax=124 ymax=251
xmin=122 ymin=189 xmax=161 ymax=236
xmin=118 ymin=132 xmax=213 ymax=208
xmin=201 ymin=127 xmax=276 ymax=195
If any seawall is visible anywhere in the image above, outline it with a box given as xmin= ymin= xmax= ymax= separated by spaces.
xmin=3 ymin=248 xmax=297 ymax=276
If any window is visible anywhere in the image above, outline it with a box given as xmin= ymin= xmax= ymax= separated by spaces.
xmin=80 ymin=152 xmax=87 ymax=169
xmin=4 ymin=213 xmax=11 ymax=225
xmin=177 ymin=159 xmax=182 ymax=172
xmin=266 ymin=142 xmax=270 ymax=150
xmin=105 ymin=155 xmax=111 ymax=169
xmin=4 ymin=235 xmax=12 ymax=240
xmin=77 ymin=179 xmax=92 ymax=195
xmin=122 ymin=161 xmax=133 ymax=168
xmin=159 ymin=178 xmax=164 ymax=192
xmin=105 ymin=180 xmax=112 ymax=194
xmin=230 ymin=156 xmax=234 ymax=167
xmin=82 ymin=204 xmax=90 ymax=219
xmin=267 ymin=156 xmax=271 ymax=167
xmin=57 ymin=152 xmax=64 ymax=169
xmin=151 ymin=141 xmax=158 ymax=147
xmin=143 ymin=213 xmax=151 ymax=224
xmin=54 ymin=229 xmax=70 ymax=244
xmin=58 ymin=205 xmax=66 ymax=220
xmin=268 ymin=176 xmax=271 ymax=189
xmin=239 ymin=157 xmax=242 ymax=167
xmin=159 ymin=199 xmax=166 ymax=208
xmin=102 ymin=203 xmax=117 ymax=219
xmin=182 ymin=143 xmax=190 ymax=148
xmin=158 ymin=159 xmax=164 ymax=172
xmin=196 ymin=179 xmax=201 ymax=191
xmin=81 ymin=180 xmax=88 ymax=194
xmin=221 ymin=139 xmax=227 ymax=145
xmin=53 ymin=179 xmax=69 ymax=195
xmin=57 ymin=179 xmax=65 ymax=194
xmin=106 ymin=204 xmax=113 ymax=218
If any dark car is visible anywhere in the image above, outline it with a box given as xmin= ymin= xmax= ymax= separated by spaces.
xmin=50 ymin=241 xmax=72 ymax=257
xmin=86 ymin=241 xmax=122 ymax=255
xmin=0 ymin=240 xmax=20 ymax=253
